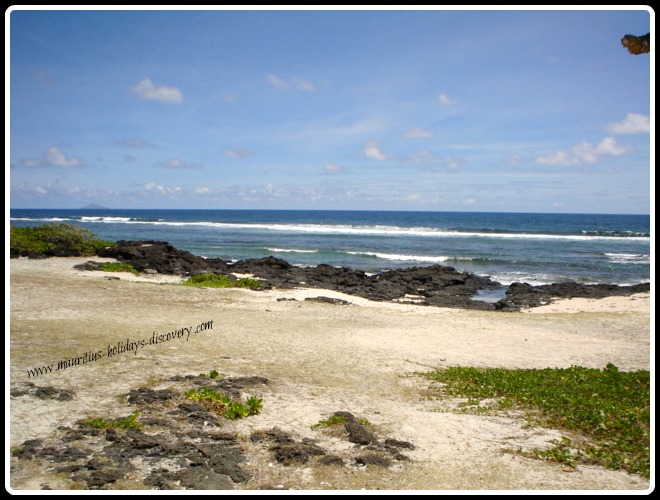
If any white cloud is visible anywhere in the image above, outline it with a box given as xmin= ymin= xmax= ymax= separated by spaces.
xmin=364 ymin=140 xmax=391 ymax=161
xmin=194 ymin=186 xmax=211 ymax=194
xmin=266 ymin=73 xmax=315 ymax=91
xmin=46 ymin=146 xmax=81 ymax=167
xmin=144 ymin=182 xmax=182 ymax=195
xmin=132 ymin=78 xmax=183 ymax=104
xmin=15 ymin=146 xmax=83 ymax=169
xmin=607 ymin=113 xmax=650 ymax=134
xmin=224 ymin=148 xmax=254 ymax=159
xmin=404 ymin=128 xmax=434 ymax=139
xmin=464 ymin=198 xmax=476 ymax=205
xmin=445 ymin=158 xmax=466 ymax=171
xmin=159 ymin=157 xmax=204 ymax=170
xmin=294 ymin=79 xmax=315 ymax=92
xmin=438 ymin=93 xmax=454 ymax=106
xmin=535 ymin=137 xmax=629 ymax=166
xmin=323 ymin=163 xmax=345 ymax=174
xmin=145 ymin=182 xmax=165 ymax=194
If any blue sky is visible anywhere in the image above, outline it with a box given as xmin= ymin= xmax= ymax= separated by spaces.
xmin=7 ymin=7 xmax=652 ymax=213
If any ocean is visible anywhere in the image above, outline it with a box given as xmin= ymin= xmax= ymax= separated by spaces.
xmin=9 ymin=209 xmax=651 ymax=286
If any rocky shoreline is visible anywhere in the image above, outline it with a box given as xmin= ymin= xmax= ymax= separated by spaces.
xmin=11 ymin=375 xmax=414 ymax=490
xmin=79 ymin=240 xmax=650 ymax=311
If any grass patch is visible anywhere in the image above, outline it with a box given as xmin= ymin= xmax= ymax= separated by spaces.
xmin=310 ymin=415 xmax=371 ymax=430
xmin=99 ymin=262 xmax=141 ymax=276
xmin=198 ymin=369 xmax=220 ymax=379
xmin=310 ymin=415 xmax=348 ymax=430
xmin=10 ymin=223 xmax=115 ymax=258
xmin=82 ymin=410 xmax=142 ymax=430
xmin=181 ymin=273 xmax=264 ymax=290
xmin=421 ymin=363 xmax=650 ymax=478
xmin=184 ymin=388 xmax=263 ymax=420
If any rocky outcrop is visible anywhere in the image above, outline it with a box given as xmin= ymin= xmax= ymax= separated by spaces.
xmin=98 ymin=241 xmax=228 ymax=276
xmin=498 ymin=282 xmax=651 ymax=311
xmin=91 ymin=240 xmax=650 ymax=311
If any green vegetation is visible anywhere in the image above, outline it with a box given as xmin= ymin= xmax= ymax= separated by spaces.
xmin=99 ymin=262 xmax=140 ymax=276
xmin=10 ymin=223 xmax=114 ymax=257
xmin=311 ymin=415 xmax=348 ymax=429
xmin=422 ymin=363 xmax=650 ymax=477
xmin=198 ymin=369 xmax=220 ymax=379
xmin=82 ymin=410 xmax=142 ymax=430
xmin=184 ymin=387 xmax=263 ymax=420
xmin=311 ymin=415 xmax=371 ymax=430
xmin=181 ymin=273 xmax=264 ymax=290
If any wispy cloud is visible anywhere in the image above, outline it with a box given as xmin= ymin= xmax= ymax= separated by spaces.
xmin=404 ymin=128 xmax=434 ymax=139
xmin=364 ymin=140 xmax=391 ymax=161
xmin=409 ymin=150 xmax=435 ymax=162
xmin=445 ymin=158 xmax=466 ymax=171
xmin=535 ymin=137 xmax=629 ymax=166
xmin=420 ymin=157 xmax=467 ymax=173
xmin=158 ymin=157 xmax=204 ymax=170
xmin=132 ymin=78 xmax=183 ymax=104
xmin=14 ymin=146 xmax=83 ymax=169
xmin=11 ymin=182 xmax=117 ymax=200
xmin=607 ymin=113 xmax=650 ymax=134
xmin=223 ymin=148 xmax=254 ymax=159
xmin=437 ymin=93 xmax=454 ymax=106
xmin=323 ymin=163 xmax=346 ymax=174
xmin=266 ymin=73 xmax=315 ymax=92
xmin=194 ymin=186 xmax=211 ymax=194
xmin=144 ymin=182 xmax=182 ymax=194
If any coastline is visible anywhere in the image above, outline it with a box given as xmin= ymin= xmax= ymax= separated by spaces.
xmin=8 ymin=257 xmax=651 ymax=491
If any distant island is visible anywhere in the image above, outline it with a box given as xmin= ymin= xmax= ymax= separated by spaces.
xmin=80 ymin=203 xmax=109 ymax=210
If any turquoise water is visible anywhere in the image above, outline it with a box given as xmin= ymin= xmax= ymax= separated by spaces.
xmin=10 ymin=209 xmax=651 ymax=286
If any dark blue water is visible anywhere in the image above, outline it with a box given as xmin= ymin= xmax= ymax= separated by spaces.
xmin=10 ymin=209 xmax=651 ymax=286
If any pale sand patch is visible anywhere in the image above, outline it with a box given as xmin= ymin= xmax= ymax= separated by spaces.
xmin=522 ymin=293 xmax=650 ymax=314
xmin=8 ymin=258 xmax=651 ymax=491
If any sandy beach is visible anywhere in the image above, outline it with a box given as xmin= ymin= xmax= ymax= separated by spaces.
xmin=8 ymin=257 xmax=652 ymax=492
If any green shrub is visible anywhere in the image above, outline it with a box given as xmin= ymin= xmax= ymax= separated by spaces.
xmin=83 ymin=410 xmax=142 ymax=430
xmin=310 ymin=415 xmax=370 ymax=430
xmin=198 ymin=369 xmax=220 ymax=379
xmin=245 ymin=396 xmax=264 ymax=415
xmin=99 ymin=262 xmax=140 ymax=275
xmin=184 ymin=388 xmax=263 ymax=420
xmin=182 ymin=273 xmax=264 ymax=290
xmin=310 ymin=415 xmax=348 ymax=430
xmin=422 ymin=363 xmax=650 ymax=477
xmin=10 ymin=223 xmax=114 ymax=257
xmin=235 ymin=277 xmax=265 ymax=289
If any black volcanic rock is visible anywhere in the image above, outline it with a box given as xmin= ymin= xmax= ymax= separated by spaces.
xmin=85 ymin=240 xmax=650 ymax=311
xmin=98 ymin=241 xmax=228 ymax=276
xmin=498 ymin=281 xmax=650 ymax=310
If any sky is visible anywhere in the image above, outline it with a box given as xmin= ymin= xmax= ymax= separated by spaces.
xmin=7 ymin=6 xmax=653 ymax=214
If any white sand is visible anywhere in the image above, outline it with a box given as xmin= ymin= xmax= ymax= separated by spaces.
xmin=7 ymin=257 xmax=652 ymax=491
